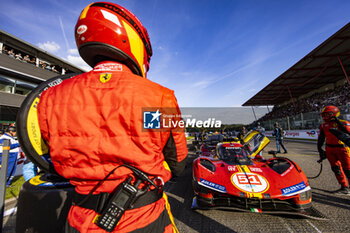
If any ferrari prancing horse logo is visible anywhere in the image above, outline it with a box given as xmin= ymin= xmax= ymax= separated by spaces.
xmin=99 ymin=73 xmax=112 ymax=83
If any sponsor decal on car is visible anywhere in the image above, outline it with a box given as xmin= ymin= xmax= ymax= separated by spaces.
xmin=281 ymin=181 xmax=310 ymax=196
xmin=199 ymin=178 xmax=227 ymax=193
xmin=231 ymin=172 xmax=269 ymax=193
xmin=281 ymin=164 xmax=294 ymax=177
xmin=227 ymin=166 xmax=237 ymax=172
xmin=249 ymin=167 xmax=262 ymax=173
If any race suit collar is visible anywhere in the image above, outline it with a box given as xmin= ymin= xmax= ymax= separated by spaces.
xmin=93 ymin=61 xmax=133 ymax=73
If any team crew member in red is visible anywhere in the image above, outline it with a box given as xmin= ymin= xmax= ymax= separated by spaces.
xmin=37 ymin=2 xmax=188 ymax=232
xmin=317 ymin=105 xmax=350 ymax=195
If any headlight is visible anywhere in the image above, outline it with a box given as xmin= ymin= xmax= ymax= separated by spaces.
xmin=299 ymin=190 xmax=311 ymax=201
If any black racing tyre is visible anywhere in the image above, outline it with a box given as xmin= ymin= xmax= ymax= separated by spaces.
xmin=16 ymin=173 xmax=75 ymax=233
xmin=16 ymin=73 xmax=78 ymax=174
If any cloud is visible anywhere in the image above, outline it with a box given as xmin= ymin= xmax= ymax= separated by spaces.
xmin=68 ymin=48 xmax=79 ymax=55
xmin=38 ymin=41 xmax=60 ymax=53
xmin=192 ymin=80 xmax=212 ymax=89
xmin=66 ymin=55 xmax=91 ymax=72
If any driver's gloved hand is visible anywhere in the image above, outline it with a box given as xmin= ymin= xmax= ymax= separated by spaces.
xmin=318 ymin=150 xmax=327 ymax=163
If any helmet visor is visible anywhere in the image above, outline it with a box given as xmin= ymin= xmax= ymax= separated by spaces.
xmin=321 ymin=111 xmax=334 ymax=119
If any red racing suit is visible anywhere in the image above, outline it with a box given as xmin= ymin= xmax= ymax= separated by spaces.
xmin=37 ymin=61 xmax=188 ymax=232
xmin=318 ymin=119 xmax=350 ymax=187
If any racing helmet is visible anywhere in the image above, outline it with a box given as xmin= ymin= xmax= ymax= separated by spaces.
xmin=75 ymin=2 xmax=153 ymax=78
xmin=8 ymin=126 xmax=16 ymax=132
xmin=321 ymin=105 xmax=340 ymax=121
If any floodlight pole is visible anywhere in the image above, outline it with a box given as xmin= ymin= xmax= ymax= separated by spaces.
xmin=251 ymin=106 xmax=257 ymax=121
xmin=287 ymin=86 xmax=296 ymax=109
xmin=337 ymin=56 xmax=350 ymax=85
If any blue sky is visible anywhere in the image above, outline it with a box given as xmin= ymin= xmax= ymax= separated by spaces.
xmin=1 ymin=0 xmax=350 ymax=108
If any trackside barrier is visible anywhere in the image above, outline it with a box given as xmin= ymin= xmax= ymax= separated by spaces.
xmin=265 ymin=129 xmax=319 ymax=141
xmin=0 ymin=139 xmax=11 ymax=233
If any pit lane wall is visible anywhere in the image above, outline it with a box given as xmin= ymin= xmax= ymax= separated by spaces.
xmin=265 ymin=129 xmax=319 ymax=141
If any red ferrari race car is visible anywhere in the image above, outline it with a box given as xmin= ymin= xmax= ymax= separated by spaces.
xmin=199 ymin=134 xmax=224 ymax=157
xmin=192 ymin=131 xmax=326 ymax=220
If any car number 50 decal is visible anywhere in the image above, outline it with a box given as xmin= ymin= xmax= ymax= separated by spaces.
xmin=231 ymin=172 xmax=269 ymax=193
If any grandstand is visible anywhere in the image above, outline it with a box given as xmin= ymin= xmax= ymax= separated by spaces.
xmin=243 ymin=22 xmax=350 ymax=131
xmin=0 ymin=29 xmax=85 ymax=129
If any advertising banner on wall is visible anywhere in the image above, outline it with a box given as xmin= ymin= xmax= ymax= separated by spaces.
xmin=345 ymin=114 xmax=350 ymax=121
xmin=265 ymin=129 xmax=319 ymax=140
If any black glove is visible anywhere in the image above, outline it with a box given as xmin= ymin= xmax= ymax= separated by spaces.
xmin=318 ymin=150 xmax=326 ymax=163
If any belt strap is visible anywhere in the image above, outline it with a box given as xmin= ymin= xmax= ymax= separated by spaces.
xmin=72 ymin=192 xmax=109 ymax=213
xmin=326 ymin=143 xmax=348 ymax=148
xmin=72 ymin=189 xmax=163 ymax=213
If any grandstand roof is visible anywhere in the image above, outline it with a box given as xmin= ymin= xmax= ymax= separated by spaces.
xmin=243 ymin=22 xmax=350 ymax=106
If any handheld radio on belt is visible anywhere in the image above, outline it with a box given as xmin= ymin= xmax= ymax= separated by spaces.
xmin=75 ymin=164 xmax=163 ymax=232
xmin=96 ymin=176 xmax=142 ymax=231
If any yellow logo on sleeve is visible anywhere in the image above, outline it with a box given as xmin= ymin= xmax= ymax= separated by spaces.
xmin=99 ymin=73 xmax=112 ymax=83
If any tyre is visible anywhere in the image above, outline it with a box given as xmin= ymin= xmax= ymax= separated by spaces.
xmin=16 ymin=73 xmax=78 ymax=174
xmin=16 ymin=173 xmax=74 ymax=233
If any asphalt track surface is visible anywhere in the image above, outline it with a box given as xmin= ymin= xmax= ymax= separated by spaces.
xmin=2 ymin=140 xmax=350 ymax=232
xmin=166 ymin=140 xmax=350 ymax=233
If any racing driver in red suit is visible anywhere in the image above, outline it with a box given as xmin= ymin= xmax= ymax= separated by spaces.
xmin=37 ymin=2 xmax=188 ymax=232
xmin=317 ymin=105 xmax=350 ymax=195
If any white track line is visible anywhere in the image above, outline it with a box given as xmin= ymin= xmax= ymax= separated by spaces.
xmin=306 ymin=220 xmax=322 ymax=233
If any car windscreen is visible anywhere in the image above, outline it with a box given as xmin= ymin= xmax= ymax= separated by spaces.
xmin=204 ymin=134 xmax=223 ymax=145
xmin=219 ymin=147 xmax=252 ymax=165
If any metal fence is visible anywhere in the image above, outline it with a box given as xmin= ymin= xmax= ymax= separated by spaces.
xmin=261 ymin=104 xmax=350 ymax=131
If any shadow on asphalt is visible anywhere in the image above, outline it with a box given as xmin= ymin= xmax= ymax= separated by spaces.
xmin=165 ymin=152 xmax=238 ymax=233
xmin=311 ymin=188 xmax=350 ymax=211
